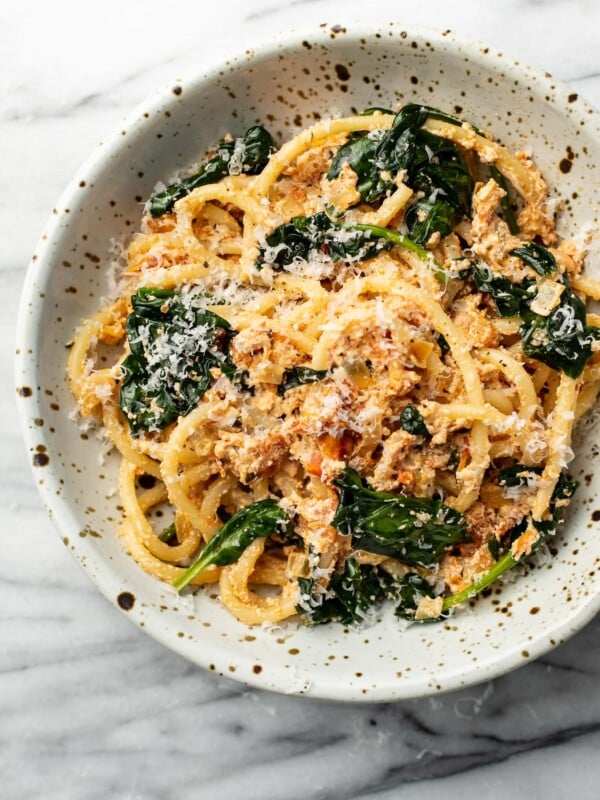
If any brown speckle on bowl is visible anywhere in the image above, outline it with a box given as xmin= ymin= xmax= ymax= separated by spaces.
xmin=335 ymin=64 xmax=350 ymax=82
xmin=117 ymin=591 xmax=136 ymax=611
xmin=559 ymin=157 xmax=572 ymax=173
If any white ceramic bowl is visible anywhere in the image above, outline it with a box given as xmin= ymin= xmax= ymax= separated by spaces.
xmin=16 ymin=23 xmax=600 ymax=701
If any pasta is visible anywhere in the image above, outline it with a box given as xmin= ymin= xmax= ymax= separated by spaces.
xmin=68 ymin=103 xmax=600 ymax=627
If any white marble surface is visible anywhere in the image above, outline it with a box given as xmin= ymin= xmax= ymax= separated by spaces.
xmin=3 ymin=1 xmax=600 ymax=797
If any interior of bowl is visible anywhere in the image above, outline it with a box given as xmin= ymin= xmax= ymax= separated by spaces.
xmin=17 ymin=23 xmax=600 ymax=701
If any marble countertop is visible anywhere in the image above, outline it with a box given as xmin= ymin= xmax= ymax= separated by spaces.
xmin=3 ymin=1 xmax=600 ymax=797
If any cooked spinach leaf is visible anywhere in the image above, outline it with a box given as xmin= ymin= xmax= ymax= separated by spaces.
xmin=520 ymin=284 xmax=600 ymax=378
xmin=472 ymin=262 xmax=599 ymax=377
xmin=394 ymin=573 xmax=436 ymax=620
xmin=256 ymin=212 xmax=394 ymax=269
xmin=326 ymin=130 xmax=400 ymax=205
xmin=327 ymin=103 xmax=473 ymax=202
xmin=443 ymin=472 xmax=578 ymax=610
xmin=257 ymin=214 xmax=449 ymax=280
xmin=332 ymin=468 xmax=468 ymax=568
xmin=278 ymin=366 xmax=328 ymax=395
xmin=403 ymin=129 xmax=474 ymax=246
xmin=119 ymin=287 xmax=236 ymax=434
xmin=326 ymin=103 xmax=474 ymax=246
xmin=172 ymin=499 xmax=292 ymax=591
xmin=497 ymin=464 xmax=542 ymax=488
xmin=471 ymin=263 xmax=535 ymax=317
xmin=298 ymin=557 xmax=400 ymax=626
xmin=532 ymin=472 xmax=578 ymax=540
xmin=510 ymin=242 xmax=557 ymax=275
xmin=404 ymin=196 xmax=460 ymax=247
xmin=409 ymin=131 xmax=474 ymax=213
xmin=399 ymin=405 xmax=430 ymax=438
xmin=298 ymin=558 xmax=438 ymax=624
xmin=149 ymin=125 xmax=276 ymax=216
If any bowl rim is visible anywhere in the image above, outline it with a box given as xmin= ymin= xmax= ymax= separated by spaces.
xmin=15 ymin=20 xmax=600 ymax=702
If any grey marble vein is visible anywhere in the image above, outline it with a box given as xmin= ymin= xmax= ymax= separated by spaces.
xmin=2 ymin=1 xmax=600 ymax=799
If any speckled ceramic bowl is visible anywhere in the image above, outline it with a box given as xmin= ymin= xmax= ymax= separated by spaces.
xmin=16 ymin=23 xmax=600 ymax=701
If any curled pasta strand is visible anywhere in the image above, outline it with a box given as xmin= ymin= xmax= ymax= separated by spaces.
xmin=119 ymin=459 xmax=202 ymax=562
xmin=477 ymin=348 xmax=538 ymax=420
xmin=103 ymin=404 xmax=162 ymax=479
xmin=219 ymin=539 xmax=299 ymax=625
